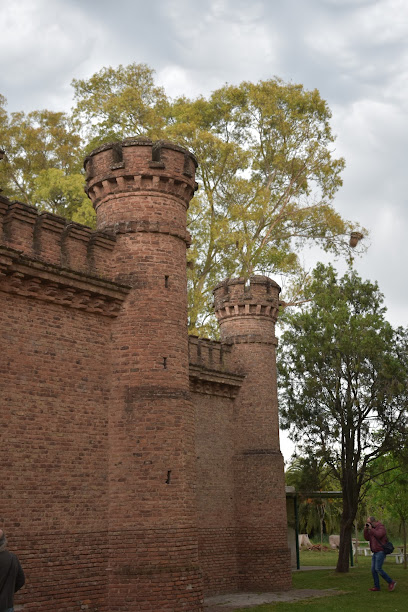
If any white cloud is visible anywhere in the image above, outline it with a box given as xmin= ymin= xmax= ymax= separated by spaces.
xmin=157 ymin=65 xmax=201 ymax=100
xmin=301 ymin=0 xmax=408 ymax=107
xmin=0 ymin=0 xmax=104 ymax=111
xmin=160 ymin=0 xmax=279 ymax=88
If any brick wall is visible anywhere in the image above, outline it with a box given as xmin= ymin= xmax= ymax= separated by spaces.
xmin=193 ymin=389 xmax=238 ymax=595
xmin=1 ymin=294 xmax=111 ymax=611
xmin=0 ymin=138 xmax=291 ymax=611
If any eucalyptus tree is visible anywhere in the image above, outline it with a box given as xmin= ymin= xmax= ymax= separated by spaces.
xmin=2 ymin=65 xmax=366 ymax=333
xmin=72 ymin=64 xmax=365 ymax=335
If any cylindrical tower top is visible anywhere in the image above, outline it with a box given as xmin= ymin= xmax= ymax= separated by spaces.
xmin=84 ymin=138 xmax=198 ymax=231
xmin=213 ymin=275 xmax=281 ymax=344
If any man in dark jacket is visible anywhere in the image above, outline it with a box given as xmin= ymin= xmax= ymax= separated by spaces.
xmin=0 ymin=529 xmax=25 ymax=612
xmin=364 ymin=515 xmax=396 ymax=592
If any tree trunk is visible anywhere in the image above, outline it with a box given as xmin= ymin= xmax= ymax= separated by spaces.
xmin=336 ymin=522 xmax=352 ymax=572
xmin=336 ymin=449 xmax=359 ymax=572
xmin=336 ymin=501 xmax=356 ymax=572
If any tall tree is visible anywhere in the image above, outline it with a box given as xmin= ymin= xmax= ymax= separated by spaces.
xmin=32 ymin=168 xmax=95 ymax=226
xmin=0 ymin=96 xmax=94 ymax=224
xmin=72 ymin=64 xmax=366 ymax=335
xmin=72 ymin=63 xmax=168 ymax=149
xmin=278 ymin=263 xmax=408 ymax=572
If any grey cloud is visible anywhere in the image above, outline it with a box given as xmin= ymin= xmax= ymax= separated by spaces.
xmin=1 ymin=0 xmax=407 ymax=335
xmin=0 ymin=0 xmax=104 ymax=112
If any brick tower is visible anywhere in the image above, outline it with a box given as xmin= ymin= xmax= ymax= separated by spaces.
xmin=213 ymin=276 xmax=292 ymax=591
xmin=85 ymin=139 xmax=203 ymax=611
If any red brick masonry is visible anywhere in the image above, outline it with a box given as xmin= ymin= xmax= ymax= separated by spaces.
xmin=0 ymin=138 xmax=291 ymax=611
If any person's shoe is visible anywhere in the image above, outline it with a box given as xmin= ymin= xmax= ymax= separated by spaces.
xmin=388 ymin=581 xmax=396 ymax=591
xmin=369 ymin=587 xmax=380 ymax=591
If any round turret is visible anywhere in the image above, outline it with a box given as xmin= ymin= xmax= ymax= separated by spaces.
xmin=85 ymin=138 xmax=203 ymax=610
xmin=85 ymin=138 xmax=198 ymax=232
xmin=213 ymin=274 xmax=291 ymax=591
xmin=213 ymin=275 xmax=281 ymax=344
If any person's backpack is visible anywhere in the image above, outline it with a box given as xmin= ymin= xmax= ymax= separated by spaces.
xmin=383 ymin=541 xmax=394 ymax=555
xmin=374 ymin=534 xmax=394 ymax=555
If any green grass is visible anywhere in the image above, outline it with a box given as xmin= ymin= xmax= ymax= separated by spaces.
xmin=233 ymin=550 xmax=407 ymax=611
xmin=298 ymin=549 xmax=340 ymax=566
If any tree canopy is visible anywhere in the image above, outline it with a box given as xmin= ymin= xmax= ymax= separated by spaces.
xmin=1 ymin=64 xmax=367 ymax=334
xmin=0 ymin=95 xmax=94 ymax=224
xmin=71 ymin=64 xmax=367 ymax=335
xmin=278 ymin=263 xmax=408 ymax=571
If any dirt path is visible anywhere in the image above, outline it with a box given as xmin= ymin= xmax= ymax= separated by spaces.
xmin=204 ymin=588 xmax=344 ymax=610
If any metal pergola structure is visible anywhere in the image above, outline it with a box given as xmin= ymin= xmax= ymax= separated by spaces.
xmin=286 ymin=489 xmax=356 ymax=570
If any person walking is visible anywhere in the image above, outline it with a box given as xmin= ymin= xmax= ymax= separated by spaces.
xmin=0 ymin=529 xmax=25 ymax=612
xmin=364 ymin=516 xmax=396 ymax=592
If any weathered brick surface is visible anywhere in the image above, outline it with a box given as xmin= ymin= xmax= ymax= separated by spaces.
xmin=1 ymin=295 xmax=111 ymax=611
xmin=194 ymin=390 xmax=239 ymax=596
xmin=0 ymin=138 xmax=291 ymax=610
xmin=213 ymin=276 xmax=292 ymax=591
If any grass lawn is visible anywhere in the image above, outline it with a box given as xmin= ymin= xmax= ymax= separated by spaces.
xmin=233 ymin=550 xmax=407 ymax=611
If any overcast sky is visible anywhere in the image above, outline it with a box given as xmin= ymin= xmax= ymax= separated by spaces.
xmin=1 ymin=0 xmax=407 ymax=461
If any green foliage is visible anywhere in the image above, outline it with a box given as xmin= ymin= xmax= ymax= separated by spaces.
xmin=33 ymin=168 xmax=95 ymax=227
xmin=166 ymin=80 xmax=362 ymax=334
xmin=279 ymin=263 xmax=408 ymax=571
xmin=71 ymin=63 xmax=168 ymax=149
xmin=71 ymin=64 xmax=366 ymax=335
xmin=2 ymin=65 xmax=368 ymax=334
xmin=366 ymin=455 xmax=408 ymax=522
xmin=366 ymin=453 xmax=408 ymax=567
xmin=0 ymin=95 xmax=89 ymax=223
xmin=286 ymin=456 xmax=342 ymax=535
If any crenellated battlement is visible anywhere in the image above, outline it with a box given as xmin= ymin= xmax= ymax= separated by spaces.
xmin=188 ymin=335 xmax=244 ymax=398
xmin=0 ymin=197 xmax=116 ymax=276
xmin=85 ymin=138 xmax=198 ymax=232
xmin=213 ymin=275 xmax=281 ymax=325
xmin=189 ymin=335 xmax=232 ymax=370
xmin=0 ymin=196 xmax=130 ymax=316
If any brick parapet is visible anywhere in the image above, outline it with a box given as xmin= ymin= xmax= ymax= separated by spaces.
xmin=188 ymin=336 xmax=244 ymax=398
xmin=0 ymin=243 xmax=130 ymax=317
xmin=0 ymin=197 xmax=117 ymax=278
xmin=188 ymin=336 xmax=233 ymax=370
xmin=213 ymin=276 xmax=281 ymax=345
xmin=213 ymin=276 xmax=280 ymax=323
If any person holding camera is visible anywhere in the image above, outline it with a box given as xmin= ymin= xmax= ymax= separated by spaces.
xmin=364 ymin=516 xmax=396 ymax=592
